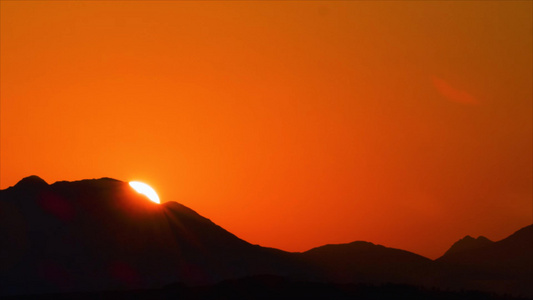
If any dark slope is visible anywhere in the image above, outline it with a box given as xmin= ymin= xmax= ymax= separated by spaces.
xmin=0 ymin=176 xmax=303 ymax=295
xmin=301 ymin=241 xmax=433 ymax=285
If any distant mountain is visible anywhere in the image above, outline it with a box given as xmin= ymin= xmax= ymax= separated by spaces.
xmin=435 ymin=225 xmax=533 ymax=296
xmin=301 ymin=241 xmax=433 ymax=285
xmin=439 ymin=235 xmax=493 ymax=259
xmin=436 ymin=225 xmax=532 ymax=272
xmin=1 ymin=176 xmax=531 ymax=297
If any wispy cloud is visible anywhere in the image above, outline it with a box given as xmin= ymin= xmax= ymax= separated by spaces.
xmin=432 ymin=77 xmax=479 ymax=105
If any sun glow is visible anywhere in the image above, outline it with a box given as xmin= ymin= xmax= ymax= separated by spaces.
xmin=129 ymin=181 xmax=160 ymax=204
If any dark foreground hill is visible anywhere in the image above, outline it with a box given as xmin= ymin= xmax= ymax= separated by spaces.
xmin=4 ymin=275 xmax=529 ymax=300
xmin=1 ymin=176 xmax=531 ymax=297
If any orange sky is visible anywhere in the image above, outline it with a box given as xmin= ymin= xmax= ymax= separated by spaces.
xmin=1 ymin=1 xmax=531 ymax=259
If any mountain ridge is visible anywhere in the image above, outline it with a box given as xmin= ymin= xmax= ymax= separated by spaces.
xmin=1 ymin=176 xmax=531 ymax=297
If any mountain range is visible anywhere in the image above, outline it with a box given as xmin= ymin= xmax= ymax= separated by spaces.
xmin=1 ymin=176 xmax=531 ymax=297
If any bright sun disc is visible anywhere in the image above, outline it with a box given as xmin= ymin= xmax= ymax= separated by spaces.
xmin=129 ymin=181 xmax=160 ymax=204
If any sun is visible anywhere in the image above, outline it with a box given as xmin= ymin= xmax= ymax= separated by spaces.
xmin=129 ymin=181 xmax=160 ymax=204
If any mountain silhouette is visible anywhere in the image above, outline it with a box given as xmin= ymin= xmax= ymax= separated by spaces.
xmin=439 ymin=235 xmax=493 ymax=258
xmin=435 ymin=225 xmax=533 ymax=296
xmin=1 ymin=176 xmax=531 ymax=297
xmin=13 ymin=175 xmax=49 ymax=189
xmin=301 ymin=241 xmax=433 ymax=285
xmin=0 ymin=176 xmax=305 ymax=295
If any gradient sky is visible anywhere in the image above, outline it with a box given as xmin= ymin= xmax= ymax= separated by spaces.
xmin=1 ymin=1 xmax=531 ymax=259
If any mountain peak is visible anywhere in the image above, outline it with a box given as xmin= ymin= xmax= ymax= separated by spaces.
xmin=474 ymin=235 xmax=492 ymax=243
xmin=439 ymin=234 xmax=493 ymax=258
xmin=13 ymin=175 xmax=48 ymax=189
